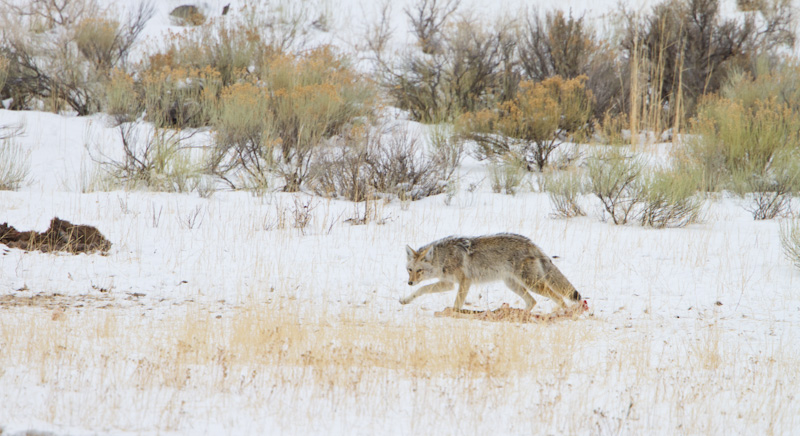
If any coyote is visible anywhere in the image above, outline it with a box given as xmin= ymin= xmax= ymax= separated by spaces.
xmin=401 ymin=233 xmax=581 ymax=312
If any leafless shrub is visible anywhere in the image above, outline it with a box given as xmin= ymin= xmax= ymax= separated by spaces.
xmin=148 ymin=202 xmax=163 ymax=228
xmin=0 ymin=121 xmax=24 ymax=141
xmin=310 ymin=122 xmax=460 ymax=202
xmin=362 ymin=124 xmax=458 ymax=200
xmin=344 ymin=196 xmax=390 ymax=226
xmin=309 ymin=127 xmax=373 ymax=201
xmin=364 ymin=2 xmax=393 ymax=56
xmin=90 ymin=122 xmax=203 ymax=192
xmin=371 ymin=6 xmax=519 ymax=123
xmin=1 ymin=0 xmax=103 ymax=28
xmin=745 ymin=188 xmax=793 ymax=220
xmin=291 ymin=196 xmax=316 ymax=233
xmin=177 ymin=205 xmax=204 ymax=229
xmin=520 ymin=10 xmax=593 ymax=82
xmin=405 ymin=0 xmax=460 ymax=55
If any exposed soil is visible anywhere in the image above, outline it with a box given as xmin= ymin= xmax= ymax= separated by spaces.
xmin=435 ymin=300 xmax=590 ymax=323
xmin=0 ymin=217 xmax=111 ymax=254
xmin=0 ymin=292 xmax=141 ymax=310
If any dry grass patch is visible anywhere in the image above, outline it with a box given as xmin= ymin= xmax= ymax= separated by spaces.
xmin=0 ymin=298 xmax=797 ymax=433
xmin=0 ymin=298 xmax=595 ymax=385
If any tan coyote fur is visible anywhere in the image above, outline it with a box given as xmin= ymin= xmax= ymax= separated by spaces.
xmin=401 ymin=233 xmax=581 ymax=311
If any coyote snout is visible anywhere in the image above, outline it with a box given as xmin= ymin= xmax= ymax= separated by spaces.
xmin=401 ymin=233 xmax=582 ymax=312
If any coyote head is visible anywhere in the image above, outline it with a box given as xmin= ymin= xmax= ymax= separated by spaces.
xmin=405 ymin=245 xmax=434 ymax=286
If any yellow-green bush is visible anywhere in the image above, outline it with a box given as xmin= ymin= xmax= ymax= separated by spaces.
xmin=0 ymin=136 xmax=30 ymax=191
xmin=74 ymin=16 xmax=121 ymax=70
xmin=780 ymin=218 xmax=800 ymax=269
xmin=638 ymin=168 xmax=703 ymax=228
xmin=103 ymin=69 xmax=142 ymax=124
xmin=542 ymin=169 xmax=585 ymax=218
xmin=140 ymin=66 xmax=222 ymax=128
xmin=210 ymin=49 xmax=375 ymax=191
xmin=0 ymin=56 xmax=8 ymax=92
xmin=460 ymin=76 xmax=593 ymax=171
xmin=585 ymin=148 xmax=643 ymax=225
xmin=687 ymin=95 xmax=800 ymax=217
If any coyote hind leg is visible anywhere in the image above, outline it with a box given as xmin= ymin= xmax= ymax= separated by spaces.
xmin=504 ymin=278 xmax=537 ymax=311
xmin=518 ymin=258 xmax=568 ymax=309
xmin=452 ymin=278 xmax=472 ymax=310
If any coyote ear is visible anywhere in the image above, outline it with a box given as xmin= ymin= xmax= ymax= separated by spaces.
xmin=406 ymin=245 xmax=417 ymax=259
xmin=419 ymin=246 xmax=433 ymax=260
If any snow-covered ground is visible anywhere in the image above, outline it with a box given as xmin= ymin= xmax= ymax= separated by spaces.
xmin=1 ymin=0 xmax=800 ymax=435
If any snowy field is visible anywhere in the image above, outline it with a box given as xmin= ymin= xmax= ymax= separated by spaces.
xmin=2 ymin=0 xmax=800 ymax=435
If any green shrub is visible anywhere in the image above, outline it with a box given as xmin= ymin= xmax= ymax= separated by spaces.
xmin=0 ymin=56 xmax=8 ymax=92
xmin=722 ymin=60 xmax=800 ymax=115
xmin=73 ymin=16 xmax=121 ymax=70
xmin=140 ymin=66 xmax=222 ymax=128
xmin=586 ymin=148 xmax=644 ymax=225
xmin=209 ymin=81 xmax=275 ymax=190
xmin=210 ymin=49 xmax=375 ymax=191
xmin=780 ymin=218 xmax=800 ymax=269
xmin=0 ymin=135 xmax=30 ymax=191
xmin=542 ymin=169 xmax=586 ymax=218
xmin=639 ymin=168 xmax=703 ymax=228
xmin=141 ymin=23 xmax=271 ymax=91
xmin=688 ymin=94 xmax=800 ymax=218
xmin=104 ymin=68 xmax=143 ymax=124
xmin=489 ymin=156 xmax=527 ymax=195
xmin=730 ymin=150 xmax=800 ymax=219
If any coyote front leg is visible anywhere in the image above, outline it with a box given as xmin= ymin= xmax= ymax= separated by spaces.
xmin=400 ymin=281 xmax=454 ymax=305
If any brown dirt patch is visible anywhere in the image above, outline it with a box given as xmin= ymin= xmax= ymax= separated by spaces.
xmin=435 ymin=300 xmax=590 ymax=323
xmin=0 ymin=292 xmax=118 ymax=310
xmin=1 ymin=217 xmax=111 ymax=254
